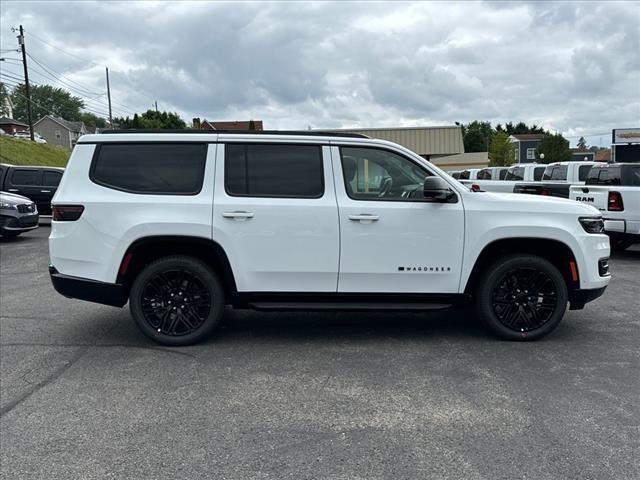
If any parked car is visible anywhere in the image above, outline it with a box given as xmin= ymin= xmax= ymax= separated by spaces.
xmin=0 ymin=164 xmax=65 ymax=215
xmin=458 ymin=168 xmax=481 ymax=180
xmin=477 ymin=167 xmax=509 ymax=180
xmin=13 ymin=131 xmax=47 ymax=143
xmin=513 ymin=161 xmax=597 ymax=198
xmin=49 ymin=130 xmax=610 ymax=345
xmin=0 ymin=191 xmax=39 ymax=237
xmin=460 ymin=163 xmax=546 ymax=192
xmin=570 ymin=163 xmax=640 ymax=251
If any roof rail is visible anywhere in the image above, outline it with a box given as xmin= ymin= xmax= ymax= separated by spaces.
xmin=99 ymin=129 xmax=369 ymax=138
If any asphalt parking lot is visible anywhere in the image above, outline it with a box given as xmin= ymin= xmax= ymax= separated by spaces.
xmin=1 ymin=226 xmax=639 ymax=480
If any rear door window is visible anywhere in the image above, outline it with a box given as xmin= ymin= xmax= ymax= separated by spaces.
xmin=10 ymin=169 xmax=41 ymax=186
xmin=91 ymin=143 xmax=207 ymax=194
xmin=499 ymin=169 xmax=507 ymax=180
xmin=225 ymin=143 xmax=324 ymax=198
xmin=586 ymin=166 xmax=621 ymax=185
xmin=43 ymin=171 xmax=63 ymax=187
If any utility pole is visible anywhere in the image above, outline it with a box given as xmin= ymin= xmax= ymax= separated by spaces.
xmin=105 ymin=67 xmax=113 ymax=129
xmin=154 ymin=101 xmax=158 ymax=112
xmin=17 ymin=25 xmax=34 ymax=141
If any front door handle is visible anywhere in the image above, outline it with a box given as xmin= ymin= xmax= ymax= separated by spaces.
xmin=41 ymin=190 xmax=52 ymax=193
xmin=7 ymin=188 xmax=19 ymax=192
xmin=222 ymin=211 xmax=254 ymax=221
xmin=348 ymin=214 xmax=379 ymax=224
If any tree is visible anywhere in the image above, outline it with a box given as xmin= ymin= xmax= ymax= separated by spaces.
xmin=536 ymin=133 xmax=571 ymax=164
xmin=488 ymin=131 xmax=515 ymax=166
xmin=0 ymin=83 xmax=11 ymax=117
xmin=79 ymin=112 xmax=107 ymax=132
xmin=462 ymin=120 xmax=494 ymax=152
xmin=502 ymin=122 xmax=547 ymax=135
xmin=10 ymin=84 xmax=84 ymax=122
xmin=577 ymin=136 xmax=588 ymax=149
xmin=114 ymin=110 xmax=187 ymax=129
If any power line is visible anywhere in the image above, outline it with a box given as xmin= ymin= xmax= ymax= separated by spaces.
xmin=25 ymin=30 xmax=104 ymax=67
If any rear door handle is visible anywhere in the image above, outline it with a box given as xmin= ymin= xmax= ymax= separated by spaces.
xmin=222 ymin=211 xmax=254 ymax=221
xmin=7 ymin=188 xmax=19 ymax=192
xmin=41 ymin=190 xmax=51 ymax=193
xmin=348 ymin=214 xmax=379 ymax=223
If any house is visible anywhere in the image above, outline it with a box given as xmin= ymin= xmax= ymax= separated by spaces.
xmin=570 ymin=148 xmax=596 ymax=162
xmin=34 ymin=115 xmax=87 ymax=149
xmin=595 ymin=149 xmax=612 ymax=162
xmin=1 ymin=94 xmax=14 ymax=118
xmin=0 ymin=117 xmax=29 ymax=135
xmin=326 ymin=126 xmax=465 ymax=161
xmin=196 ymin=119 xmax=264 ymax=131
xmin=509 ymin=134 xmax=544 ymax=163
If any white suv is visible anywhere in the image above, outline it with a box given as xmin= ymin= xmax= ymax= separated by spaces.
xmin=49 ymin=131 xmax=611 ymax=345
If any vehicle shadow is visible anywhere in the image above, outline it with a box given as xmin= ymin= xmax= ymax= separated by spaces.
xmin=610 ymin=246 xmax=640 ymax=260
xmin=206 ymin=306 xmax=490 ymax=345
xmin=0 ymin=235 xmax=30 ymax=244
xmin=86 ymin=305 xmax=489 ymax=348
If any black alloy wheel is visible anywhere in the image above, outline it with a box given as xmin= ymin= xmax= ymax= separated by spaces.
xmin=140 ymin=270 xmax=211 ymax=336
xmin=476 ymin=255 xmax=568 ymax=341
xmin=491 ymin=267 xmax=557 ymax=332
xmin=130 ymin=256 xmax=224 ymax=346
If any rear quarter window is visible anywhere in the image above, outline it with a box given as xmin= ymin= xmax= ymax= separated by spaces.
xmin=578 ymin=165 xmax=592 ymax=182
xmin=90 ymin=143 xmax=207 ymax=194
xmin=43 ymin=171 xmax=63 ymax=187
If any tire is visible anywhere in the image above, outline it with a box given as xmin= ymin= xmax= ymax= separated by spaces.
xmin=475 ymin=254 xmax=568 ymax=341
xmin=611 ymin=238 xmax=633 ymax=252
xmin=129 ymin=255 xmax=225 ymax=346
xmin=0 ymin=231 xmax=21 ymax=238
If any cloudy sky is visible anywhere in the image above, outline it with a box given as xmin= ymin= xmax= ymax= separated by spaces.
xmin=1 ymin=0 xmax=638 ymax=146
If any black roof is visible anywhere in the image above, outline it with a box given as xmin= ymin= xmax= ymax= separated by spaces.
xmin=99 ymin=129 xmax=368 ymax=138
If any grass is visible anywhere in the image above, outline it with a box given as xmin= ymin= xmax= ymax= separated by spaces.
xmin=0 ymin=136 xmax=71 ymax=167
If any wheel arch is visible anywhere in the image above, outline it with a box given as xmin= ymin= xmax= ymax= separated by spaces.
xmin=463 ymin=237 xmax=580 ymax=296
xmin=116 ymin=235 xmax=237 ymax=300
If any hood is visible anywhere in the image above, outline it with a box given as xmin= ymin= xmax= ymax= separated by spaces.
xmin=478 ymin=191 xmax=601 ymax=216
xmin=0 ymin=191 xmax=33 ymax=204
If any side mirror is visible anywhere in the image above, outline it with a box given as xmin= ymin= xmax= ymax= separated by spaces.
xmin=423 ymin=176 xmax=456 ymax=202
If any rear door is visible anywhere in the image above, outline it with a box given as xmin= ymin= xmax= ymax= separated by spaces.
xmin=212 ymin=141 xmax=340 ymax=292
xmin=4 ymin=168 xmax=42 ymax=206
xmin=333 ymin=145 xmax=464 ymax=293
xmin=40 ymin=170 xmax=63 ymax=215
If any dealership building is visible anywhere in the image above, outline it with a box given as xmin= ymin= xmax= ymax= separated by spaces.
xmin=326 ymin=126 xmax=488 ymax=170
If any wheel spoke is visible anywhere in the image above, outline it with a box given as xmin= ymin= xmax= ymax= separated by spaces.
xmin=491 ymin=266 xmax=559 ymax=332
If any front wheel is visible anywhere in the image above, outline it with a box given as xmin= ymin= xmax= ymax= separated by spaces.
xmin=129 ymin=256 xmax=224 ymax=346
xmin=476 ymin=255 xmax=568 ymax=341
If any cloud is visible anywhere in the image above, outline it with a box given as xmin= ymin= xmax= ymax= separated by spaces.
xmin=1 ymin=0 xmax=638 ymax=146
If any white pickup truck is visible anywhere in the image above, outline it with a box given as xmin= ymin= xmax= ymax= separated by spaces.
xmin=461 ymin=163 xmax=546 ymax=193
xmin=513 ymin=161 xmax=598 ymax=198
xmin=570 ymin=163 xmax=640 ymax=251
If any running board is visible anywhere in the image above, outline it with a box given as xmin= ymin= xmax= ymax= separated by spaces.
xmin=247 ymin=302 xmax=452 ymax=312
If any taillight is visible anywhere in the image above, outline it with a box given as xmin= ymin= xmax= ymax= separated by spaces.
xmin=539 ymin=188 xmax=552 ymax=196
xmin=470 ymin=184 xmax=481 ymax=192
xmin=52 ymin=205 xmax=84 ymax=221
xmin=607 ymin=192 xmax=624 ymax=211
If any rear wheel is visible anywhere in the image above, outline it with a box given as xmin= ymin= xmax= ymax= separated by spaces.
xmin=129 ymin=256 xmax=224 ymax=346
xmin=476 ymin=255 xmax=568 ymax=341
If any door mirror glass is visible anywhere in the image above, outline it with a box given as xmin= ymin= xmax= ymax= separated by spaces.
xmin=423 ymin=177 xmax=455 ymax=202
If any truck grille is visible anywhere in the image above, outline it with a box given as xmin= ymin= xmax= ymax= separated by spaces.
xmin=17 ymin=203 xmax=36 ymax=213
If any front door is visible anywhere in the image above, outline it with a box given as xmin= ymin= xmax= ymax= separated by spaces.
xmin=212 ymin=142 xmax=339 ymax=292
xmin=333 ymin=145 xmax=465 ymax=293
